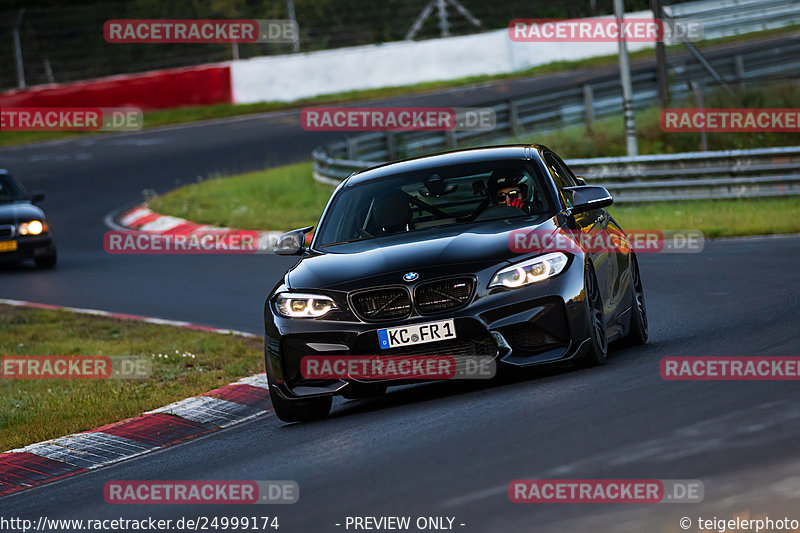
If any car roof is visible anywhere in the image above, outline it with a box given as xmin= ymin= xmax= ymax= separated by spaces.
xmin=343 ymin=144 xmax=545 ymax=186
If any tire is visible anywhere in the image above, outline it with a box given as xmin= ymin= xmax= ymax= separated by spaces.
xmin=579 ymin=264 xmax=608 ymax=366
xmin=35 ymin=248 xmax=57 ymax=269
xmin=270 ymin=390 xmax=332 ymax=422
xmin=618 ymin=254 xmax=648 ymax=347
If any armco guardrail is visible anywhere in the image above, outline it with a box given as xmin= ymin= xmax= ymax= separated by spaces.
xmin=665 ymin=0 xmax=800 ymax=41
xmin=311 ymin=35 xmax=800 ymax=202
xmin=313 ymin=146 xmax=800 ymax=203
xmin=312 ymin=38 xmax=800 ymax=171
xmin=568 ymin=146 xmax=800 ymax=201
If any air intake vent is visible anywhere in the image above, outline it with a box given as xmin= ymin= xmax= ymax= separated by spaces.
xmin=350 ymin=287 xmax=412 ymax=321
xmin=415 ymin=277 xmax=474 ymax=314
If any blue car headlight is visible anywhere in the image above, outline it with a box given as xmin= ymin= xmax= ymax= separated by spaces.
xmin=18 ymin=220 xmax=48 ymax=236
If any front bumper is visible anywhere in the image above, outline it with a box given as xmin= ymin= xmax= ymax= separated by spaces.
xmin=265 ymin=255 xmax=591 ymax=399
xmin=0 ymin=235 xmax=54 ymax=264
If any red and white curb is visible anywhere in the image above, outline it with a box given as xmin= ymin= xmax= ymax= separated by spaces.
xmin=0 ymin=300 xmax=272 ymax=498
xmin=0 ymin=375 xmax=272 ymax=498
xmin=116 ymin=204 xmax=287 ymax=252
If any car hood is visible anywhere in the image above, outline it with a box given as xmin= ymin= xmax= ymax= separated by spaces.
xmin=287 ymin=216 xmax=560 ymax=291
xmin=0 ymin=202 xmax=45 ymax=226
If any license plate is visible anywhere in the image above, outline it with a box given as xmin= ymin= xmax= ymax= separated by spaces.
xmin=378 ymin=319 xmax=456 ymax=349
xmin=0 ymin=240 xmax=17 ymax=253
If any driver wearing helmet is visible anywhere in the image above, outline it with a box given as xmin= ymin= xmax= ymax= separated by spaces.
xmin=488 ymin=172 xmax=531 ymax=211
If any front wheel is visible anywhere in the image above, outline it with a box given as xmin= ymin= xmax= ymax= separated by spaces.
xmin=578 ymin=264 xmax=608 ymax=366
xmin=270 ymin=389 xmax=332 ymax=423
xmin=35 ymin=248 xmax=57 ymax=269
xmin=618 ymin=254 xmax=648 ymax=346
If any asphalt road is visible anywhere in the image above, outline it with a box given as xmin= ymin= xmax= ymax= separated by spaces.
xmin=3 ymin=235 xmax=800 ymax=533
xmin=1 ymin=35 xmax=800 ymax=532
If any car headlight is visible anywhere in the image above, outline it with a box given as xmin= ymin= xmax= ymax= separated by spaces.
xmin=18 ymin=220 xmax=47 ymax=236
xmin=275 ymin=293 xmax=337 ymax=318
xmin=489 ymin=252 xmax=568 ymax=288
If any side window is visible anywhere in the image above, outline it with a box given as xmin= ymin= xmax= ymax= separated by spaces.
xmin=552 ymin=154 xmax=578 ymax=186
xmin=544 ymin=153 xmax=566 ymax=191
xmin=544 ymin=152 xmax=577 ymax=208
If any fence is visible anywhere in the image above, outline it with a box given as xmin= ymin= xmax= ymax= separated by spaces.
xmin=0 ymin=0 xmax=646 ymax=91
xmin=314 ymin=144 xmax=800 ymax=203
xmin=5 ymin=0 xmax=795 ymax=91
xmin=313 ymin=37 xmax=800 ymax=176
xmin=665 ymin=0 xmax=800 ymax=40
xmin=310 ymin=34 xmax=800 ymax=202
xmin=568 ymin=146 xmax=800 ymax=202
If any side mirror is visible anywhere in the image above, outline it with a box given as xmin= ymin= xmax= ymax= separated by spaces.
xmin=31 ymin=191 xmax=45 ymax=203
xmin=574 ymin=176 xmax=587 ymax=186
xmin=274 ymin=226 xmax=313 ymax=255
xmin=563 ymin=185 xmax=613 ymax=214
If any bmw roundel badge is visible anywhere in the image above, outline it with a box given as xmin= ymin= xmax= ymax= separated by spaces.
xmin=403 ymin=272 xmax=419 ymax=282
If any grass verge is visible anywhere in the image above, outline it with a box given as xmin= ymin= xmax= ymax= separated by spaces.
xmin=147 ymin=161 xmax=330 ymax=231
xmin=609 ymin=197 xmax=800 ymax=238
xmin=0 ymin=305 xmax=263 ymax=451
xmin=1 ymin=26 xmax=797 ymax=148
xmin=148 ymin=160 xmax=800 ymax=238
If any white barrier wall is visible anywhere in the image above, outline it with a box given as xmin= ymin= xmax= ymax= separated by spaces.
xmin=231 ymin=11 xmax=654 ymax=104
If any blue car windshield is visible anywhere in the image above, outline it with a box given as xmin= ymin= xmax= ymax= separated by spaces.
xmin=0 ymin=175 xmax=28 ymax=204
xmin=316 ymin=160 xmax=551 ymax=247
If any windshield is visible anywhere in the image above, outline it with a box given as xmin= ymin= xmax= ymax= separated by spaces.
xmin=316 ymin=160 xmax=551 ymax=247
xmin=0 ymin=174 xmax=28 ymax=204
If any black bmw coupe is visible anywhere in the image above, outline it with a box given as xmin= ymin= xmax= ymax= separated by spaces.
xmin=265 ymin=145 xmax=647 ymax=421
